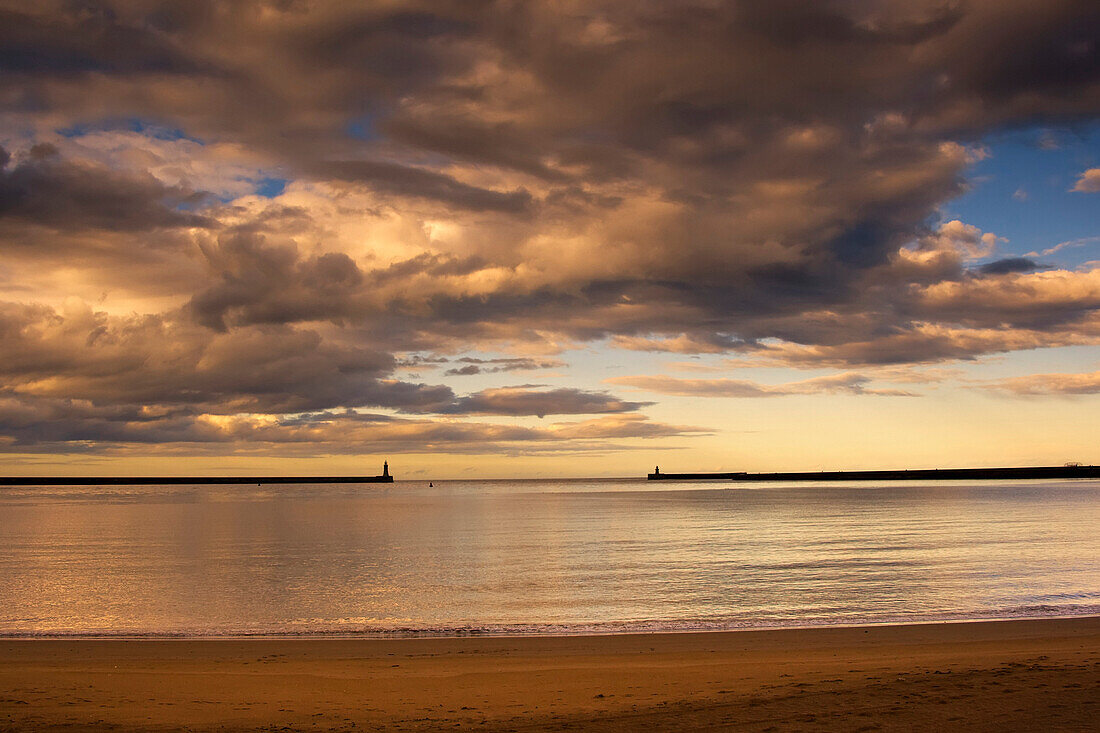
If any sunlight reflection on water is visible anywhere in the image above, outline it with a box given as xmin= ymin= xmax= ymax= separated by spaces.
xmin=1 ymin=479 xmax=1098 ymax=636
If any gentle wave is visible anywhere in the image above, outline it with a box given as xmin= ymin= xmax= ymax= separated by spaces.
xmin=5 ymin=604 xmax=1100 ymax=640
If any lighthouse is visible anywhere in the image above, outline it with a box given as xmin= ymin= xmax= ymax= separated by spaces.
xmin=382 ymin=460 xmax=390 ymax=478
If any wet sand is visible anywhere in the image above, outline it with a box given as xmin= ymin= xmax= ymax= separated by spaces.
xmin=1 ymin=617 xmax=1098 ymax=731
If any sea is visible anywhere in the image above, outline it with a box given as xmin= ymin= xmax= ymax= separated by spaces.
xmin=2 ymin=478 xmax=1099 ymax=637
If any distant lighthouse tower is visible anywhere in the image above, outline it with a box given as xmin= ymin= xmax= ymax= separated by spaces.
xmin=382 ymin=460 xmax=390 ymax=478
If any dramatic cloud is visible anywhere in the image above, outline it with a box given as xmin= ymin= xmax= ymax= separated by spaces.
xmin=0 ymin=299 xmax=658 ymax=452
xmin=0 ymin=398 xmax=702 ymax=456
xmin=0 ymin=300 xmax=449 ymax=415
xmin=0 ymin=300 xmax=653 ymax=415
xmin=1 ymin=0 xmax=1099 ymax=457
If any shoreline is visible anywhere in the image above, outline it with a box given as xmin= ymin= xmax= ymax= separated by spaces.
xmin=3 ymin=616 xmax=1098 ymax=731
xmin=5 ymin=609 xmax=1099 ymax=641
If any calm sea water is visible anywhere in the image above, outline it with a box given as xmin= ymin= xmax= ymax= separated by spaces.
xmin=2 ymin=478 xmax=1099 ymax=637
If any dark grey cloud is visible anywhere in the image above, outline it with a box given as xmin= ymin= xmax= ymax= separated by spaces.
xmin=0 ymin=144 xmax=214 ymax=232
xmin=171 ymin=217 xmax=1100 ymax=370
xmin=978 ymin=257 xmax=1042 ymax=275
xmin=0 ymin=301 xmax=657 ymax=451
xmin=188 ymin=229 xmax=365 ymax=331
xmin=0 ymin=5 xmax=203 ymax=76
xmin=320 ymin=159 xmax=533 ymax=213
xmin=444 ymin=357 xmax=564 ymax=376
xmin=0 ymin=300 xmax=444 ymax=415
xmin=420 ymin=386 xmax=652 ymax=418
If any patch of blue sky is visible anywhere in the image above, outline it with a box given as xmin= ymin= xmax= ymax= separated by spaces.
xmin=255 ymin=177 xmax=288 ymax=198
xmin=197 ymin=176 xmax=287 ymax=203
xmin=942 ymin=124 xmax=1100 ymax=268
xmin=57 ymin=117 xmax=203 ymax=144
xmin=346 ymin=115 xmax=380 ymax=141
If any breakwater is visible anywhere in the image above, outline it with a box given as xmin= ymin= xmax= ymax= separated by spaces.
xmin=647 ymin=465 xmax=1100 ymax=481
xmin=0 ymin=475 xmax=394 ymax=486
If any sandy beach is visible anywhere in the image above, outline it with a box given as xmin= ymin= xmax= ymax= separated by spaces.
xmin=1 ymin=617 xmax=1097 ymax=731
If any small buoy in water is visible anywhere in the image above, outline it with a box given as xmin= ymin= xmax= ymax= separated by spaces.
xmin=429 ymin=482 xmax=433 ymax=487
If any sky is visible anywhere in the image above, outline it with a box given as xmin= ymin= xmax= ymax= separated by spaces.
xmin=1 ymin=0 xmax=1099 ymax=478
